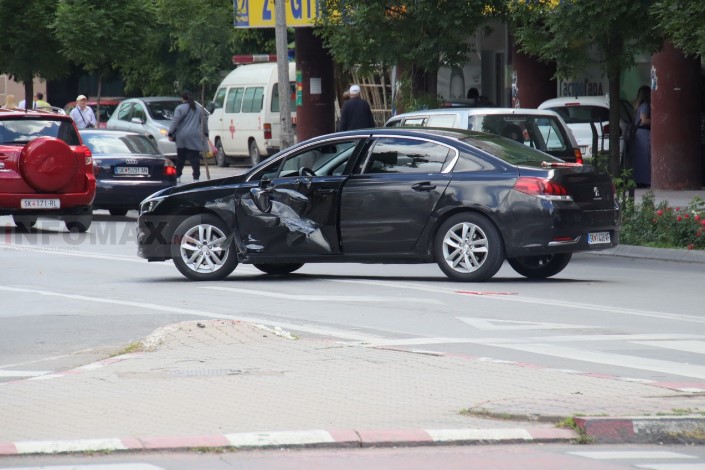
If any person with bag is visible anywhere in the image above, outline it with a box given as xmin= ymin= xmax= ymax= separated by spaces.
xmin=70 ymin=95 xmax=97 ymax=129
xmin=168 ymin=90 xmax=208 ymax=183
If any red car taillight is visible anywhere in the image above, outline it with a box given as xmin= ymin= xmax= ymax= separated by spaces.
xmin=164 ymin=159 xmax=177 ymax=177
xmin=82 ymin=145 xmax=92 ymax=165
xmin=513 ymin=177 xmax=573 ymax=201
xmin=573 ymin=148 xmax=583 ymax=164
xmin=263 ymin=123 xmax=272 ymax=139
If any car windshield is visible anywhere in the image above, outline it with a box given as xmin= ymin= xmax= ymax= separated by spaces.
xmin=0 ymin=118 xmax=80 ymax=146
xmin=91 ymin=104 xmax=118 ymax=122
xmin=146 ymin=101 xmax=181 ymax=121
xmin=81 ymin=133 xmax=160 ymax=155
xmin=461 ymin=133 xmax=563 ymax=166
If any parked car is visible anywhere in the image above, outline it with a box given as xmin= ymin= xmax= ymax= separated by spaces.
xmin=538 ymin=95 xmax=634 ymax=159
xmin=64 ymin=98 xmax=123 ymax=128
xmin=136 ymin=128 xmax=619 ymax=282
xmin=106 ymin=97 xmax=183 ymax=159
xmin=385 ymin=107 xmax=583 ymax=163
xmin=79 ymin=129 xmax=177 ymax=216
xmin=0 ymin=108 xmax=96 ymax=232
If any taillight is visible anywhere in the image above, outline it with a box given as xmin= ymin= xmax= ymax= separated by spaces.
xmin=513 ymin=177 xmax=573 ymax=201
xmin=263 ymin=123 xmax=272 ymax=139
xmin=164 ymin=159 xmax=177 ymax=176
xmin=573 ymin=148 xmax=583 ymax=164
xmin=82 ymin=145 xmax=92 ymax=164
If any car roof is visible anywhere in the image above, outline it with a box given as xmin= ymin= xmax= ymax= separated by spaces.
xmin=124 ymin=96 xmax=181 ymax=103
xmin=388 ymin=107 xmax=563 ymax=120
xmin=0 ymin=108 xmax=72 ymax=120
xmin=539 ymin=96 xmax=611 ymax=108
xmin=78 ymin=128 xmax=144 ymax=136
xmin=310 ymin=127 xmax=484 ymax=143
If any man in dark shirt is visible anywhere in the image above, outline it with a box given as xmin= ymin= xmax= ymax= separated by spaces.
xmin=339 ymin=85 xmax=376 ymax=131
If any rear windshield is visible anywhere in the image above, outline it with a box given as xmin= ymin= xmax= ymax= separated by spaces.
xmin=0 ymin=118 xmax=80 ymax=146
xmin=461 ymin=133 xmax=563 ymax=167
xmin=468 ymin=114 xmax=570 ymax=153
xmin=546 ymin=105 xmax=609 ymax=124
xmin=81 ymin=133 xmax=160 ymax=156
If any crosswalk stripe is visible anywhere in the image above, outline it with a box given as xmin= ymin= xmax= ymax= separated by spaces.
xmin=633 ymin=340 xmax=705 ymax=355
xmin=0 ymin=370 xmax=52 ymax=378
xmin=569 ymin=451 xmax=697 ymax=459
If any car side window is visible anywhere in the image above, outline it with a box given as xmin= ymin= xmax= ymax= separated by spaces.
xmin=226 ymin=88 xmax=244 ymax=113
xmin=242 ymin=87 xmax=264 ymax=113
xmin=117 ymin=103 xmax=133 ymax=122
xmin=362 ymin=137 xmax=451 ymax=174
xmin=132 ymin=104 xmax=146 ymax=122
xmin=426 ymin=114 xmax=457 ymax=127
xmin=213 ymin=88 xmax=227 ymax=109
xmin=402 ymin=117 xmax=426 ymax=127
xmin=271 ymin=82 xmax=296 ymax=112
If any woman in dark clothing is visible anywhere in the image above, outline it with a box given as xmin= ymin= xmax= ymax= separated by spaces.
xmin=631 ymin=85 xmax=652 ymax=187
xmin=168 ymin=90 xmax=208 ymax=183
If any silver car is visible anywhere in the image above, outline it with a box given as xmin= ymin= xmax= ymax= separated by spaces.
xmin=106 ymin=97 xmax=181 ymax=158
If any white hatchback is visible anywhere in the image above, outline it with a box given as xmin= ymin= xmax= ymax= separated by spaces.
xmin=538 ymin=96 xmax=633 ymax=159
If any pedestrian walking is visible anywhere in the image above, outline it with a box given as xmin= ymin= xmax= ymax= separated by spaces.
xmin=34 ymin=93 xmax=51 ymax=111
xmin=339 ymin=85 xmax=375 ymax=131
xmin=168 ymin=90 xmax=208 ymax=183
xmin=69 ymin=95 xmax=97 ymax=129
xmin=629 ymin=85 xmax=651 ymax=187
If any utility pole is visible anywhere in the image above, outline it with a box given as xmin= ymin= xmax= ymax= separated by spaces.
xmin=275 ymin=0 xmax=294 ymax=150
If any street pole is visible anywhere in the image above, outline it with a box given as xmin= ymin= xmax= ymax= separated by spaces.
xmin=275 ymin=0 xmax=294 ymax=150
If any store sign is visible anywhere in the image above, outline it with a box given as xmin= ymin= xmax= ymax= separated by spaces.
xmin=559 ymin=78 xmax=606 ymax=97
xmin=235 ymin=0 xmax=321 ymax=28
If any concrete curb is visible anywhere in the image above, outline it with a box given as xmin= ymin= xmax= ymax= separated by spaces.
xmin=592 ymin=245 xmax=705 ymax=264
xmin=0 ymin=427 xmax=578 ymax=456
xmin=575 ymin=416 xmax=705 ymax=444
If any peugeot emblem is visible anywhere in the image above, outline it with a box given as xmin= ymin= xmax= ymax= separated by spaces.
xmin=593 ymin=186 xmax=601 ymax=198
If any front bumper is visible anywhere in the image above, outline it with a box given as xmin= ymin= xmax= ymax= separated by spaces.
xmin=94 ymin=180 xmax=176 ymax=210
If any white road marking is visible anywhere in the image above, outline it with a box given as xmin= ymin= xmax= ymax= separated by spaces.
xmin=458 ymin=317 xmax=598 ymax=330
xmin=0 ymin=370 xmax=53 ymax=378
xmin=225 ymin=430 xmax=334 ymax=447
xmin=200 ymin=285 xmax=443 ymax=304
xmin=633 ymin=340 xmax=705 ymax=355
xmin=427 ymin=428 xmax=532 ymax=441
xmin=8 ymin=465 xmax=163 ymax=470
xmin=14 ymin=438 xmax=127 ymax=454
xmin=495 ymin=343 xmax=705 ymax=380
xmin=636 ymin=464 xmax=705 ymax=469
xmin=570 ymin=451 xmax=697 ymax=460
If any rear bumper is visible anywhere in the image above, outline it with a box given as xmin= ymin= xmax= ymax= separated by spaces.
xmin=0 ymin=192 xmax=95 ymax=216
xmin=93 ymin=180 xmax=176 ymax=210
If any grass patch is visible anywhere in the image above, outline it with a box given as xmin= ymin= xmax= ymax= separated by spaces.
xmin=110 ymin=341 xmax=145 ymax=357
xmin=556 ymin=416 xmax=593 ymax=444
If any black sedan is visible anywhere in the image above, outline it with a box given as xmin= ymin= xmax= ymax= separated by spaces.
xmin=137 ymin=128 xmax=619 ymax=282
xmin=80 ymin=129 xmax=177 ymax=216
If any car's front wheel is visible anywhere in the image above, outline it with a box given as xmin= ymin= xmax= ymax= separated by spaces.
xmin=253 ymin=263 xmax=304 ymax=275
xmin=215 ymin=140 xmax=229 ymax=168
xmin=171 ymin=214 xmax=239 ymax=281
xmin=507 ymin=253 xmax=572 ymax=279
xmin=434 ymin=212 xmax=504 ymax=282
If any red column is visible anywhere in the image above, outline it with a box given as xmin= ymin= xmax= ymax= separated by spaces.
xmin=651 ymin=42 xmax=702 ymax=189
xmin=510 ymin=42 xmax=556 ymax=108
xmin=295 ymin=28 xmax=335 ymax=142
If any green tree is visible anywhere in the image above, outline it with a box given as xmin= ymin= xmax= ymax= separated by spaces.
xmin=316 ymin=0 xmax=497 ymax=109
xmin=0 ymin=0 xmax=69 ymax=107
xmin=509 ymin=0 xmax=662 ymax=176
xmin=53 ymin=0 xmax=150 ymax=116
xmin=651 ymin=0 xmax=705 ymax=57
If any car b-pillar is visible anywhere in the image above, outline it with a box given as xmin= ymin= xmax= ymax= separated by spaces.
xmin=651 ymin=42 xmax=703 ymax=189
xmin=295 ymin=28 xmax=336 ymax=141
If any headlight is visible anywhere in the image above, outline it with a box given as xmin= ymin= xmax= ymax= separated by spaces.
xmin=139 ymin=196 xmax=165 ymax=214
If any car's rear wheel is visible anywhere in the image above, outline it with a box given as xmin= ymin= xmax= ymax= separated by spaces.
xmin=434 ymin=212 xmax=504 ymax=282
xmin=253 ymin=263 xmax=304 ymax=275
xmin=13 ymin=215 xmax=37 ymax=232
xmin=507 ymin=253 xmax=572 ymax=279
xmin=109 ymin=209 xmax=129 ymax=216
xmin=249 ymin=140 xmax=261 ymax=166
xmin=215 ymin=140 xmax=229 ymax=167
xmin=171 ymin=214 xmax=238 ymax=281
xmin=65 ymin=215 xmax=92 ymax=233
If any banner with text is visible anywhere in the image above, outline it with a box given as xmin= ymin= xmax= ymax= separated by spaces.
xmin=235 ymin=0 xmax=320 ymax=28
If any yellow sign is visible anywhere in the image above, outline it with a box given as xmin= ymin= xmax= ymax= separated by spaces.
xmin=235 ymin=0 xmax=320 ymax=28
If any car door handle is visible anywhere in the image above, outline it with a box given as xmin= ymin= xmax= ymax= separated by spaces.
xmin=314 ymin=188 xmax=335 ymax=195
xmin=411 ymin=182 xmax=437 ymax=191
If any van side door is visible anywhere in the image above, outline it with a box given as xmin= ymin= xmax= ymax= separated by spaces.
xmin=222 ymin=87 xmax=244 ymax=155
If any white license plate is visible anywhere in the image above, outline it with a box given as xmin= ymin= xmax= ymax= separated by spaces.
xmin=21 ymin=199 xmax=61 ymax=209
xmin=588 ymin=231 xmax=611 ymax=245
xmin=115 ymin=167 xmax=149 ymax=175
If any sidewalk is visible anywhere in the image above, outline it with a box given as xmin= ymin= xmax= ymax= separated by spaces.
xmin=1 ymin=320 xmax=704 ymax=456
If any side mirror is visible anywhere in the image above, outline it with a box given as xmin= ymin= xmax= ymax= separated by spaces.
xmin=250 ymin=186 xmax=272 ymax=213
xmin=131 ymin=117 xmax=144 ymax=124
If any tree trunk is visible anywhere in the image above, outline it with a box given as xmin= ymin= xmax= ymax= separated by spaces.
xmin=22 ymin=74 xmax=34 ymax=110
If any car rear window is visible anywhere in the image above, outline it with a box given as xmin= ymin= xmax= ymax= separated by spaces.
xmin=81 ymin=133 xmax=160 ymax=155
xmin=547 ymin=105 xmax=609 ymax=124
xmin=461 ymin=134 xmax=563 ymax=167
xmin=0 ymin=118 xmax=80 ymax=146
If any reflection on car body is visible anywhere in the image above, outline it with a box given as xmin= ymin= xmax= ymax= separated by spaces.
xmin=137 ymin=128 xmax=619 ymax=282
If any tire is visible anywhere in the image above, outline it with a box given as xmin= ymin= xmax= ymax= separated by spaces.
xmin=249 ymin=140 xmax=261 ymax=166
xmin=253 ymin=263 xmax=304 ymax=275
xmin=171 ymin=214 xmax=239 ymax=281
xmin=20 ymin=137 xmax=77 ymax=192
xmin=109 ymin=209 xmax=129 ymax=216
xmin=65 ymin=215 xmax=92 ymax=233
xmin=433 ymin=212 xmax=505 ymax=282
xmin=13 ymin=215 xmax=37 ymax=232
xmin=215 ymin=140 xmax=229 ymax=167
xmin=507 ymin=253 xmax=572 ymax=279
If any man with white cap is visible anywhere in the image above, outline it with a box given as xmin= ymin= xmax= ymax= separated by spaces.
xmin=70 ymin=95 xmax=97 ymax=129
xmin=339 ymin=84 xmax=375 ymax=131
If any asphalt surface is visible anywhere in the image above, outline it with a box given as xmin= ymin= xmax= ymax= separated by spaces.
xmin=1 ymin=169 xmax=704 ymax=456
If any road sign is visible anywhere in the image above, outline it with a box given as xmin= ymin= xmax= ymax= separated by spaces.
xmin=235 ymin=0 xmax=320 ymax=28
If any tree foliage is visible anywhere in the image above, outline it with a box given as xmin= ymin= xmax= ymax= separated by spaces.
xmin=652 ymin=0 xmax=705 ymax=57
xmin=0 ymin=0 xmax=68 ymax=105
xmin=509 ymin=0 xmax=663 ymax=175
xmin=315 ymin=0 xmax=497 ymax=97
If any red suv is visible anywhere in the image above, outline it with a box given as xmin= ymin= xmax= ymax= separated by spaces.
xmin=0 ymin=108 xmax=96 ymax=232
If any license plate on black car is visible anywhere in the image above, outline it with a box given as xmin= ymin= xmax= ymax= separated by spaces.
xmin=588 ymin=231 xmax=611 ymax=245
xmin=115 ymin=167 xmax=149 ymax=175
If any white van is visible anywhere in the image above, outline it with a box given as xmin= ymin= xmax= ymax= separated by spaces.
xmin=208 ymin=62 xmax=296 ymax=167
